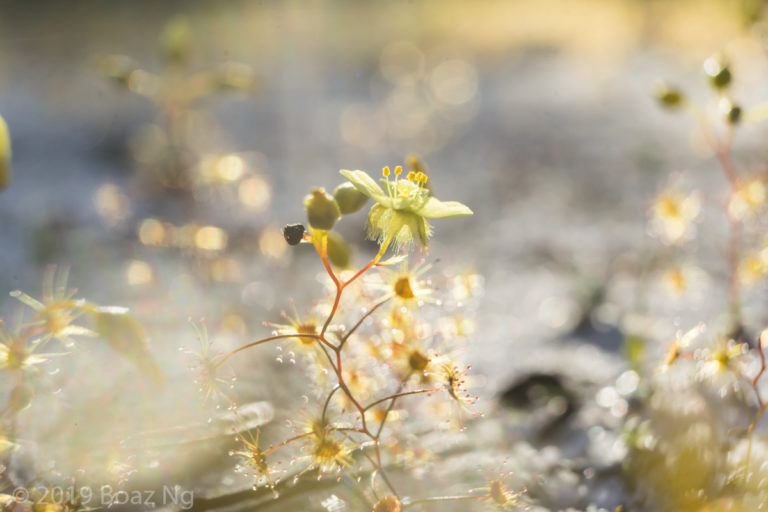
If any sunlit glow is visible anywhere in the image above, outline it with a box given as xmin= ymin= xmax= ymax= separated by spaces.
xmin=138 ymin=218 xmax=166 ymax=246
xmin=94 ymin=184 xmax=131 ymax=225
xmin=195 ymin=226 xmax=228 ymax=251
xmin=259 ymin=227 xmax=287 ymax=260
xmin=238 ymin=175 xmax=271 ymax=211
xmin=126 ymin=260 xmax=154 ymax=286
xmin=380 ymin=41 xmax=424 ymax=85
xmin=430 ymin=59 xmax=478 ymax=106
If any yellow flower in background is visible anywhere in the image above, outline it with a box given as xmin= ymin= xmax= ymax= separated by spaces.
xmin=649 ymin=188 xmax=701 ymax=245
xmin=738 ymin=249 xmax=768 ymax=285
xmin=664 ymin=266 xmax=687 ymax=294
xmin=697 ymin=338 xmax=746 ymax=382
xmin=661 ymin=264 xmax=707 ymax=296
xmin=340 ymin=167 xmax=472 ymax=251
xmin=728 ymin=177 xmax=767 ymax=220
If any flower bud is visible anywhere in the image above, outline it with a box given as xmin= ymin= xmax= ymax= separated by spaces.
xmin=652 ymin=82 xmax=685 ymax=109
xmin=283 ymin=223 xmax=306 ymax=246
xmin=162 ymin=16 xmax=191 ymax=65
xmin=333 ymin=182 xmax=368 ymax=214
xmin=721 ymin=99 xmax=742 ymax=125
xmin=0 ymin=113 xmax=10 ymax=191
xmin=304 ymin=188 xmax=341 ymax=230
xmin=326 ymin=231 xmax=351 ymax=268
xmin=704 ymin=54 xmax=731 ymax=90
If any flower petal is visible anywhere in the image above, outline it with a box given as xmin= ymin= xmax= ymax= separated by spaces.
xmin=417 ymin=197 xmax=473 ymax=218
xmin=339 ymin=170 xmax=386 ymax=201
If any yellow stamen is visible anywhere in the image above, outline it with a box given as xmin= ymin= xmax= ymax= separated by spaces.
xmin=382 ymin=166 xmax=391 ymax=177
xmin=394 ymin=165 xmax=403 ymax=175
xmin=407 ymin=171 xmax=416 ymax=182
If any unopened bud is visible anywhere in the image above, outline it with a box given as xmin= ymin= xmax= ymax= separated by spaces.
xmin=704 ymin=54 xmax=732 ymax=90
xmin=283 ymin=224 xmax=305 ymax=246
xmin=162 ymin=16 xmax=191 ymax=65
xmin=720 ymin=99 xmax=742 ymax=125
xmin=652 ymin=82 xmax=685 ymax=108
xmin=326 ymin=231 xmax=351 ymax=268
xmin=304 ymin=188 xmax=341 ymax=230
xmin=333 ymin=182 xmax=368 ymax=214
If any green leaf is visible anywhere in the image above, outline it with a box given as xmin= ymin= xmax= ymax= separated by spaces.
xmin=92 ymin=307 xmax=164 ymax=386
xmin=339 ymin=170 xmax=386 ymax=201
xmin=417 ymin=197 xmax=473 ymax=218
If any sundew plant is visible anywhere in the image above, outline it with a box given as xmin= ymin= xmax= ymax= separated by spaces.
xmin=187 ymin=163 xmax=525 ymax=510
xmin=12 ymin=3 xmax=768 ymax=512
xmin=620 ymin=53 xmax=768 ymax=510
xmin=0 ymin=265 xmax=160 ymax=510
xmin=98 ymin=17 xmax=258 ymax=194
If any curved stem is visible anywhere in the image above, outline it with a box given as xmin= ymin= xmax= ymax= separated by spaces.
xmin=339 ymin=298 xmax=391 ymax=350
xmin=405 ymin=495 xmax=479 ymax=506
xmin=321 ymin=386 xmax=341 ymax=425
xmin=374 ymin=374 xmax=412 ymax=439
xmin=217 ymin=333 xmax=321 ymax=366
xmin=745 ymin=402 xmax=768 ymax=477
xmin=363 ymin=388 xmax=439 ymax=413
xmin=263 ymin=432 xmax=313 ymax=457
xmin=689 ymin=104 xmax=743 ymax=329
xmin=745 ymin=337 xmax=767 ymax=476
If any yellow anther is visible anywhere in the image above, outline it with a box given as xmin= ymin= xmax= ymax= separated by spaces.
xmin=416 ymin=172 xmax=427 ymax=183
xmin=407 ymin=171 xmax=416 ymax=182
xmin=394 ymin=165 xmax=403 ymax=175
xmin=382 ymin=166 xmax=391 ymax=177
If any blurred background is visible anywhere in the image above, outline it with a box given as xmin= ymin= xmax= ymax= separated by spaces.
xmin=2 ymin=1 xmax=768 ymax=510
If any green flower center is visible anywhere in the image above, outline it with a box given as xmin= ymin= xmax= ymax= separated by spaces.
xmin=394 ymin=277 xmax=415 ymax=299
